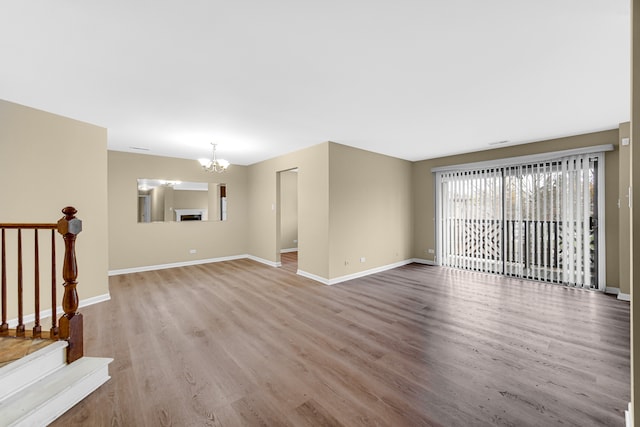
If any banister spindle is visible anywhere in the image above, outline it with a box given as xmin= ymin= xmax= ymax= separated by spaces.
xmin=57 ymin=206 xmax=83 ymax=362
xmin=33 ymin=229 xmax=41 ymax=338
xmin=16 ymin=229 xmax=24 ymax=337
xmin=0 ymin=228 xmax=7 ymax=335
xmin=50 ymin=229 xmax=58 ymax=337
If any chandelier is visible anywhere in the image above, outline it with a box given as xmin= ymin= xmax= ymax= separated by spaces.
xmin=198 ymin=143 xmax=230 ymax=173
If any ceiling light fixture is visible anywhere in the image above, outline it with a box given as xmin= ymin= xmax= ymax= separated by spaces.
xmin=198 ymin=143 xmax=230 ymax=173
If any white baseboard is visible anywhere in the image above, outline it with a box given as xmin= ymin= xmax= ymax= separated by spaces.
xmin=107 ymin=255 xmax=434 ymax=283
xmin=328 ymin=260 xmax=417 ymax=285
xmin=108 ymin=254 xmax=248 ymax=276
xmin=246 ymin=255 xmax=281 ymax=268
xmin=78 ymin=293 xmax=111 ymax=309
xmin=296 ymin=270 xmax=330 ymax=285
xmin=109 ymin=254 xmax=286 ymax=276
xmin=626 ymin=402 xmax=632 ymax=427
xmin=280 ymin=248 xmax=298 ymax=253
xmin=412 ymin=258 xmax=437 ymax=266
xmin=618 ymin=292 xmax=631 ymax=302
xmin=7 ymin=293 xmax=111 ymax=328
xmin=299 ymin=259 xmax=416 ymax=286
xmin=607 ymin=287 xmax=632 ymax=301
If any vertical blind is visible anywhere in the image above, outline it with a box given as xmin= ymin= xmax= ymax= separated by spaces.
xmin=437 ymin=153 xmax=601 ymax=289
xmin=439 ymin=168 xmax=503 ymax=275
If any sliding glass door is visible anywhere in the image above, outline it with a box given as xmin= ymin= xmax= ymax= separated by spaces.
xmin=438 ymin=168 xmax=503 ymax=275
xmin=436 ymin=153 xmax=604 ymax=289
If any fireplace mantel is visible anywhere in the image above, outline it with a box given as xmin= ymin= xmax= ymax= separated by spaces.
xmin=175 ymin=208 xmax=208 ymax=221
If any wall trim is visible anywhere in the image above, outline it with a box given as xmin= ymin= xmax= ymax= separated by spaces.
xmin=297 ymin=259 xmax=416 ymax=286
xmin=618 ymin=292 xmax=631 ymax=302
xmin=280 ymin=248 xmax=298 ymax=253
xmin=108 ymin=254 xmax=248 ymax=276
xmin=605 ymin=287 xmax=631 ymax=300
xmin=412 ymin=258 xmax=437 ymax=266
xmin=327 ymin=259 xmax=416 ymax=285
xmin=625 ymin=402 xmax=632 ymax=427
xmin=7 ymin=293 xmax=111 ymax=328
xmin=78 ymin=293 xmax=111 ymax=308
xmin=296 ymin=269 xmax=330 ymax=285
xmin=109 ymin=254 xmax=286 ymax=276
xmin=246 ymin=255 xmax=281 ymax=268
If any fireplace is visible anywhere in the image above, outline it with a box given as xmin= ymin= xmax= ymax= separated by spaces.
xmin=180 ymin=214 xmax=202 ymax=221
xmin=175 ymin=209 xmax=208 ymax=222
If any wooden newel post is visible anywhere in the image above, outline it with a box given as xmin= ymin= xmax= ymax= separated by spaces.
xmin=57 ymin=206 xmax=83 ymax=363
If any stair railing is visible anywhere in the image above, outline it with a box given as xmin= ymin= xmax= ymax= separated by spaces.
xmin=0 ymin=206 xmax=83 ymax=363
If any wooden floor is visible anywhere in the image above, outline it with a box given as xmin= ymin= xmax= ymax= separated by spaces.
xmin=280 ymin=251 xmax=298 ymax=274
xmin=0 ymin=336 xmax=55 ymax=368
xmin=51 ymin=257 xmax=629 ymax=426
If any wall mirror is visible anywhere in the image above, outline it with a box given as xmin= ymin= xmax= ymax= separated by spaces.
xmin=137 ymin=179 xmax=227 ymax=223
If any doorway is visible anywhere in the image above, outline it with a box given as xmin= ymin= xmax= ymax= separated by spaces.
xmin=138 ymin=194 xmax=151 ymax=223
xmin=277 ymin=168 xmax=299 ymax=273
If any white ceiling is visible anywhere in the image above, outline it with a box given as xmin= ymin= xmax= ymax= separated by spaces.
xmin=0 ymin=1 xmax=630 ymax=165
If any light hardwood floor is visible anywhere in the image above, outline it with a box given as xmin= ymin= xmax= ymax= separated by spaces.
xmin=51 ymin=257 xmax=629 ymax=426
xmin=0 ymin=336 xmax=55 ymax=368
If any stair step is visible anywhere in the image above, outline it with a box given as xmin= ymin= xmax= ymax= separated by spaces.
xmin=0 ymin=340 xmax=67 ymax=402
xmin=0 ymin=356 xmax=113 ymax=427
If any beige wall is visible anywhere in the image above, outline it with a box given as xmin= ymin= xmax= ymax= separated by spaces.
xmin=247 ymin=142 xmax=413 ymax=281
xmin=108 ymin=151 xmax=248 ymax=271
xmin=279 ymin=170 xmax=298 ymax=250
xmin=248 ymin=142 xmax=330 ymax=277
xmin=412 ymin=129 xmax=622 ymax=290
xmin=0 ymin=99 xmax=109 ymax=319
xmin=631 ymin=0 xmax=639 ymax=419
xmin=328 ymin=143 xmax=413 ymax=279
xmin=173 ymin=189 xmax=208 ymax=212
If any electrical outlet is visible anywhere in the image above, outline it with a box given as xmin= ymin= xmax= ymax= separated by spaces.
xmin=189 ymin=249 xmax=197 ymax=254
xmin=360 ymin=257 xmax=366 ymax=263
xmin=344 ymin=260 xmax=349 ymax=266
xmin=428 ymin=249 xmax=435 ymax=254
